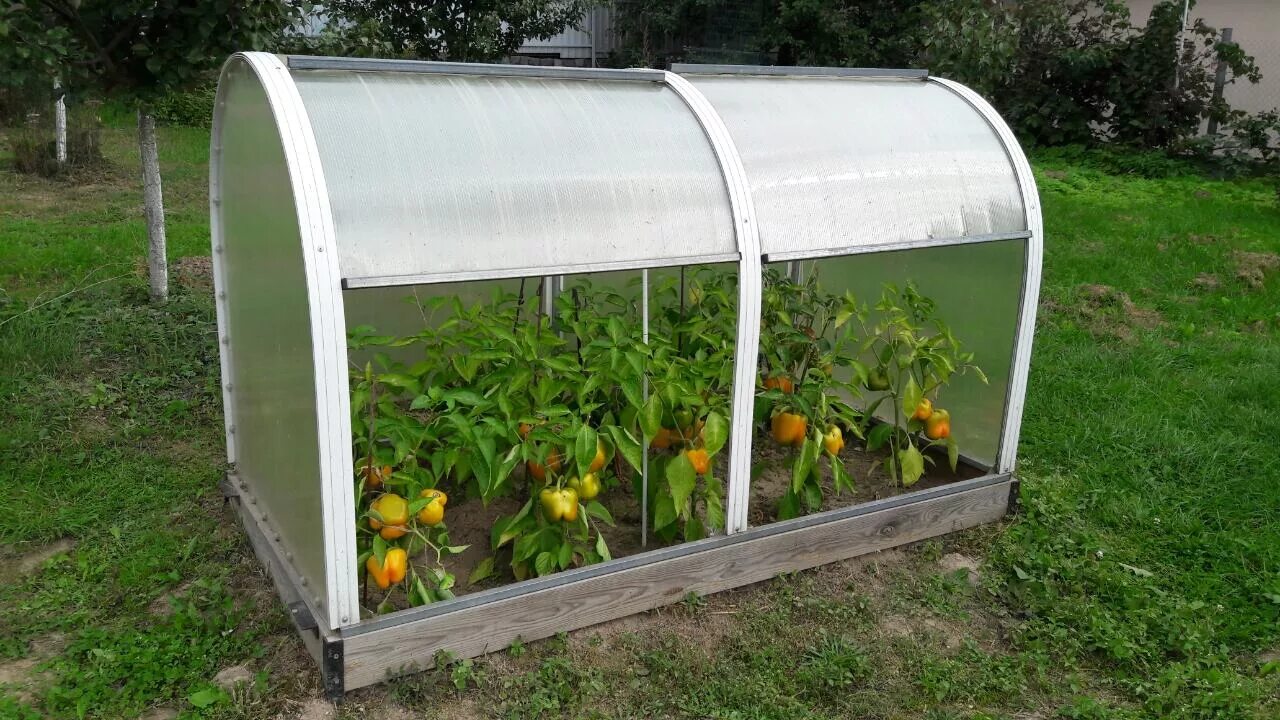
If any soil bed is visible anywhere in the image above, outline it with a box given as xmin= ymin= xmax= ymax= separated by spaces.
xmin=381 ymin=438 xmax=985 ymax=615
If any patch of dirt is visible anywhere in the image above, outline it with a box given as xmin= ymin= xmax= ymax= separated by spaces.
xmin=938 ymin=552 xmax=982 ymax=587
xmin=1193 ymin=189 xmax=1213 ymax=199
xmin=214 ymin=663 xmax=255 ymax=691
xmin=0 ymin=538 xmax=76 ymax=583
xmin=1048 ymin=284 xmax=1163 ymax=342
xmin=292 ymin=698 xmax=336 ymax=720
xmin=148 ymin=579 xmax=195 ymax=616
xmin=1188 ymin=233 xmax=1218 ymax=245
xmin=1042 ymin=169 xmax=1068 ymax=180
xmin=0 ymin=632 xmax=67 ymax=703
xmin=1191 ymin=273 xmax=1221 ymax=291
xmin=138 ymin=708 xmax=179 ymax=720
xmin=174 ymin=256 xmax=214 ymax=291
xmin=877 ymin=613 xmax=969 ymax=650
xmin=1232 ymin=251 xmax=1280 ymax=289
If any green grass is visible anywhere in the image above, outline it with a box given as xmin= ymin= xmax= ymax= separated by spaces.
xmin=1 ymin=126 xmax=1278 ymax=719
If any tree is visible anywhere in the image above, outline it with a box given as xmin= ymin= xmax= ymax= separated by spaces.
xmin=0 ymin=1 xmax=302 ymax=303
xmin=325 ymin=0 xmax=593 ymax=63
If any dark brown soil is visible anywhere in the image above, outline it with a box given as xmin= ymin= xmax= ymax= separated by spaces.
xmin=393 ymin=439 xmax=984 ymax=610
xmin=748 ymin=440 xmax=984 ymax=526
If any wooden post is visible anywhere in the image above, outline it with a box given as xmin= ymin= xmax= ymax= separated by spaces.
xmin=1206 ymin=27 xmax=1233 ymax=137
xmin=53 ymin=79 xmax=66 ymax=165
xmin=137 ymin=109 xmax=169 ymax=304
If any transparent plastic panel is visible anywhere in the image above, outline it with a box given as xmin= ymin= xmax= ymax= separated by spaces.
xmin=748 ymin=241 xmax=1023 ymax=526
xmin=216 ymin=60 xmax=329 ymax=602
xmin=815 ymin=239 xmax=1025 ymax=466
xmin=341 ymin=265 xmax=738 ymax=616
xmin=291 ymin=71 xmax=737 ymax=282
xmin=686 ymin=76 xmax=1027 ymax=256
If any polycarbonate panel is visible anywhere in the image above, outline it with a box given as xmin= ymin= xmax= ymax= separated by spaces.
xmin=291 ymin=70 xmax=736 ymax=281
xmin=817 ymin=239 xmax=1026 ymax=465
xmin=217 ymin=60 xmax=330 ymax=604
xmin=686 ymin=76 xmax=1027 ymax=256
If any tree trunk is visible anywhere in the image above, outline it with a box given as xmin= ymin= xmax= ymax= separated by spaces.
xmin=137 ymin=109 xmax=168 ymax=304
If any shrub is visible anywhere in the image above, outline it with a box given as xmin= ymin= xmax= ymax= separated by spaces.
xmin=8 ymin=103 xmax=104 ymax=178
xmin=148 ymin=81 xmax=217 ymax=127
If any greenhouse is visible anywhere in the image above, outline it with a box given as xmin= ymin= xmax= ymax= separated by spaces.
xmin=210 ymin=52 xmax=1042 ymax=696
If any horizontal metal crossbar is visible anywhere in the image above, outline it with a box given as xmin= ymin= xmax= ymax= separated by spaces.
xmin=341 ymin=253 xmax=742 ymax=290
xmin=762 ymin=231 xmax=1031 ymax=264
xmin=287 ymin=55 xmax=666 ymax=82
xmin=671 ymin=64 xmax=928 ymax=80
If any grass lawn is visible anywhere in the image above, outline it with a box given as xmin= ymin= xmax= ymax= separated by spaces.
xmin=1 ymin=126 xmax=1278 ymax=720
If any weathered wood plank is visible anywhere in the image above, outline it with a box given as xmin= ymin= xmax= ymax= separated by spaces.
xmin=343 ymin=479 xmax=1011 ymax=689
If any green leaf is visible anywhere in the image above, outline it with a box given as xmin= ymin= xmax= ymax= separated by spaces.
xmin=792 ymin=435 xmax=819 ymax=495
xmin=866 ymin=423 xmax=893 ymax=452
xmin=586 ymin=500 xmax=615 ymax=526
xmin=607 ymin=426 xmax=643 ymax=473
xmin=534 ymin=551 xmax=557 ymax=577
xmin=595 ymin=533 xmax=612 ymax=562
xmin=902 ymin=374 xmax=922 ymax=417
xmin=900 ymin=444 xmax=925 ymax=487
xmin=802 ymin=479 xmax=823 ymax=510
xmin=831 ymin=457 xmax=854 ymax=495
xmin=575 ymin=424 xmax=598 ymax=480
xmin=702 ymin=411 xmax=729 ymax=455
xmin=557 ymin=541 xmax=574 ymax=570
xmin=372 ymin=534 xmax=388 ymax=563
xmin=188 ymin=687 xmax=226 ymax=708
xmin=666 ymin=453 xmax=697 ymax=515
xmin=653 ymin=492 xmax=678 ymax=530
xmin=703 ymin=475 xmax=726 ymax=530
xmin=468 ymin=557 xmax=496 ymax=585
xmin=946 ymin=436 xmax=959 ymax=473
xmin=640 ymin=393 xmax=663 ymax=439
xmin=777 ymin=488 xmax=801 ymax=520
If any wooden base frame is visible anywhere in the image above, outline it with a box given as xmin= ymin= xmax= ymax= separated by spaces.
xmin=225 ymin=473 xmax=1014 ymax=697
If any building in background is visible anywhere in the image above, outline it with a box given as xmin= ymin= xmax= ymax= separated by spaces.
xmin=509 ymin=5 xmax=615 ymax=66
xmin=1126 ymin=0 xmax=1279 ymax=115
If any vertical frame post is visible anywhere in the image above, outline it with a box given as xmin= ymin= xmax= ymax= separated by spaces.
xmin=927 ymin=77 xmax=1043 ymax=477
xmin=663 ymin=72 xmax=762 ymax=534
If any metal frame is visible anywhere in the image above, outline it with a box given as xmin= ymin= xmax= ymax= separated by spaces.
xmin=762 ymin=230 xmax=1032 ymax=264
xmin=342 ymin=253 xmax=741 ymax=290
xmin=214 ymin=57 xmax=1042 ymax=693
xmin=211 ymin=52 xmax=361 ymax=630
xmin=927 ymin=77 xmax=1043 ymax=475
xmin=672 ymin=63 xmax=928 ymax=80
xmin=287 ymin=54 xmax=664 ymax=82
xmin=662 ymin=70 xmax=762 ymax=535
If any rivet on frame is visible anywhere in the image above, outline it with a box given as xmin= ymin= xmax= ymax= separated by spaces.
xmin=225 ymin=383 xmax=233 ymax=392
xmin=285 ymin=552 xmax=293 ymax=560
xmin=274 ymin=533 xmax=281 ymax=542
xmin=218 ymin=291 xmax=226 ymax=300
xmin=341 ymin=615 xmax=349 ymax=623
xmin=316 ymin=246 xmax=325 ymax=253
xmin=314 ymin=596 xmax=323 ymax=607
xmin=221 ymin=336 xmax=230 ymax=345
xmin=228 ymin=425 xmax=236 ymax=434
xmin=300 ymin=577 xmax=308 ymax=586
xmin=260 ymin=513 xmax=268 ymax=521
xmin=214 ymin=245 xmax=223 ymax=253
